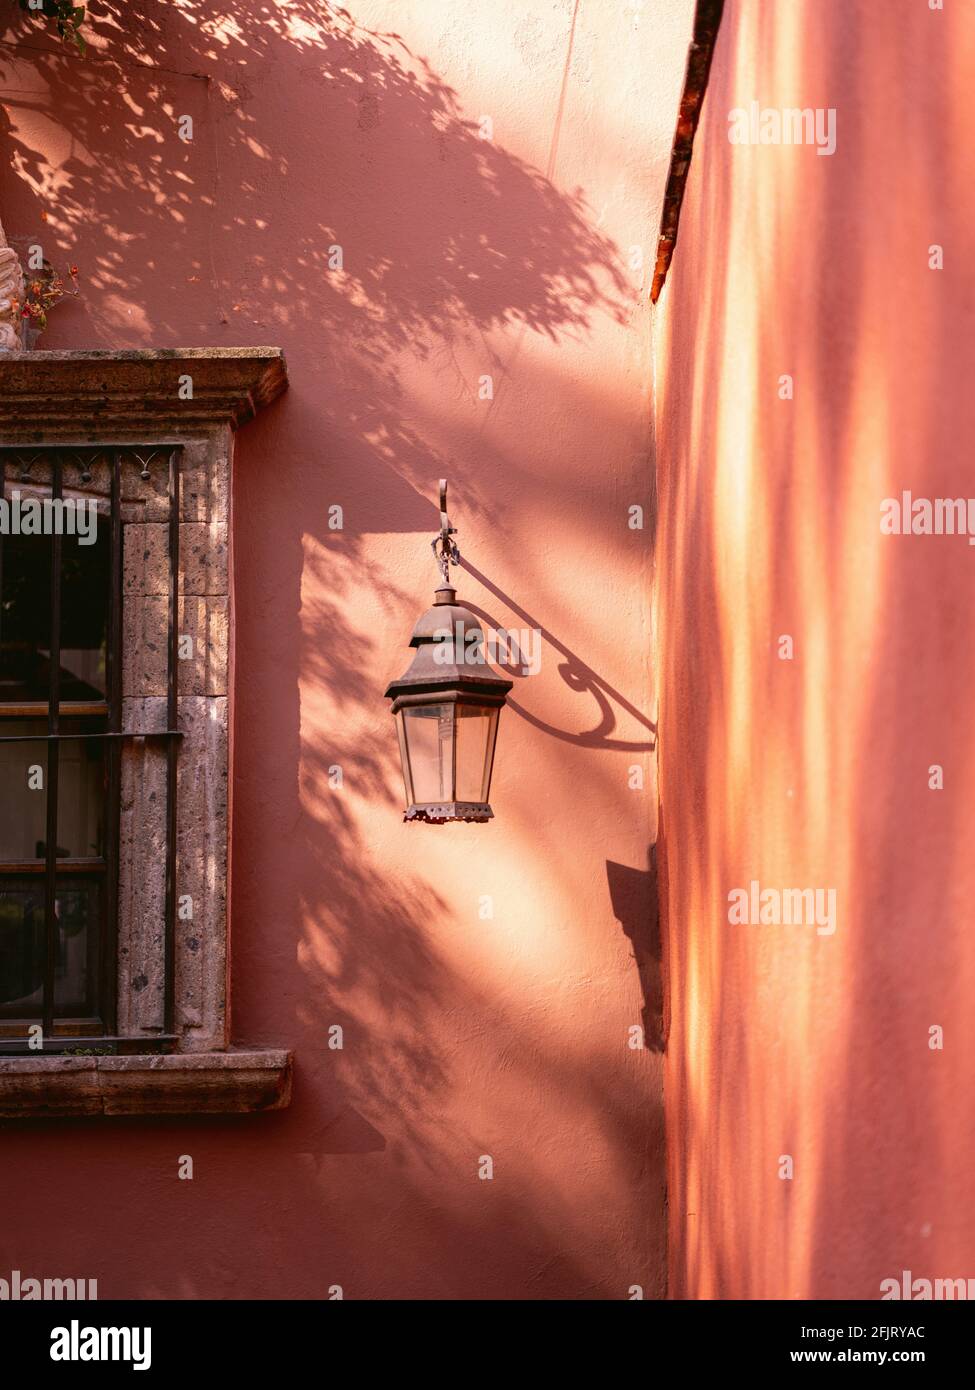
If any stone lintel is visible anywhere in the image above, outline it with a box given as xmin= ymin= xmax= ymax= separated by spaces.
xmin=0 ymin=1050 xmax=293 ymax=1118
xmin=0 ymin=348 xmax=288 ymax=438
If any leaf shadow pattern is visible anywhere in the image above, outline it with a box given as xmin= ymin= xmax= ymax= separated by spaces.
xmin=0 ymin=1 xmax=663 ymax=1300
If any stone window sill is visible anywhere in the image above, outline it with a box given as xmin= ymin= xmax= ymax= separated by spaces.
xmin=0 ymin=1049 xmax=292 ymax=1118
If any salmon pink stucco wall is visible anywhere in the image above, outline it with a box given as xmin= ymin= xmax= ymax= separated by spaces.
xmin=0 ymin=2 xmax=694 ymax=1298
xmin=655 ymin=0 xmax=975 ymax=1299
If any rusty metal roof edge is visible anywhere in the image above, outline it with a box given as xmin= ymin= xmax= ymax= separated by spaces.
xmin=650 ymin=0 xmax=725 ymax=305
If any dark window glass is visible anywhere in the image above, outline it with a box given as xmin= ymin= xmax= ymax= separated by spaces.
xmin=0 ymin=522 xmax=109 ymax=702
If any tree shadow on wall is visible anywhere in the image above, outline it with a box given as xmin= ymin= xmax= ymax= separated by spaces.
xmin=0 ymin=2 xmax=659 ymax=1300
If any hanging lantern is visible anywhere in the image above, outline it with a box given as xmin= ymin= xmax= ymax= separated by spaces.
xmin=385 ymin=482 xmax=512 ymax=823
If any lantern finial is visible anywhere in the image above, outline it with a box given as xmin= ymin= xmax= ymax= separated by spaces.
xmin=431 ymin=478 xmax=460 ymax=585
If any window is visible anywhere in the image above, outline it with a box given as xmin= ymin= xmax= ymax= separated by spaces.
xmin=0 ymin=347 xmax=291 ymax=1115
xmin=0 ymin=446 xmax=179 ymax=1053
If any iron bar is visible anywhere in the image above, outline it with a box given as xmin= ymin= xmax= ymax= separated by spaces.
xmin=163 ymin=449 xmax=180 ymax=1037
xmin=42 ymin=454 xmax=63 ymax=1038
xmin=102 ymin=450 xmax=123 ymax=1033
xmin=0 ymin=731 xmax=183 ymax=743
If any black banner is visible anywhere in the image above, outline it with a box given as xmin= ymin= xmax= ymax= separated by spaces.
xmin=2 ymin=1297 xmax=972 ymax=1376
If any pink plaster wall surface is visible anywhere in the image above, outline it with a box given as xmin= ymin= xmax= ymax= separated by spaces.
xmin=655 ymin=0 xmax=975 ymax=1299
xmin=0 ymin=2 xmax=693 ymax=1298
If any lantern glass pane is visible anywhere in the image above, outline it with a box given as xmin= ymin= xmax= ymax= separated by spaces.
xmin=455 ymin=705 xmax=498 ymax=803
xmin=395 ymin=711 xmax=414 ymax=806
xmin=482 ymin=707 xmax=500 ymax=800
xmin=402 ymin=704 xmax=454 ymax=803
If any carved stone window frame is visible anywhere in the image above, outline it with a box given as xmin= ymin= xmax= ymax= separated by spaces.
xmin=0 ymin=349 xmax=292 ymax=1117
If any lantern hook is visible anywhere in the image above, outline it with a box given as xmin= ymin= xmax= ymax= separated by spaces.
xmin=431 ymin=477 xmax=460 ymax=584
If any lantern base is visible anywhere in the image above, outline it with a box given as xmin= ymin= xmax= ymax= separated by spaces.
xmin=404 ymin=801 xmax=494 ymax=824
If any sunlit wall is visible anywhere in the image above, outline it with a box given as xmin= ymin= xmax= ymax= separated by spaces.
xmin=655 ymin=0 xmax=975 ymax=1299
xmin=0 ymin=0 xmax=694 ymax=1298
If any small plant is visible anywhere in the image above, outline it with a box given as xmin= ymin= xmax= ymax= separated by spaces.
xmin=18 ymin=260 xmax=80 ymax=342
xmin=16 ymin=0 xmax=86 ymax=53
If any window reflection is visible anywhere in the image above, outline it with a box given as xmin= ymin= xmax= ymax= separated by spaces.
xmin=0 ymin=879 xmax=98 ymax=1018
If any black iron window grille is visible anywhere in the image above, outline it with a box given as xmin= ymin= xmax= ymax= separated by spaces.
xmin=0 ymin=446 xmax=182 ymax=1053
